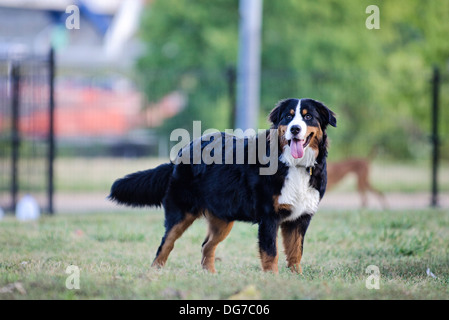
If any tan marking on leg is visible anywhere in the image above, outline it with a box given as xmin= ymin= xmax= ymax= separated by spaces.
xmin=152 ymin=213 xmax=197 ymax=268
xmin=259 ymin=249 xmax=279 ymax=274
xmin=281 ymin=225 xmax=303 ymax=274
xmin=201 ymin=212 xmax=234 ymax=273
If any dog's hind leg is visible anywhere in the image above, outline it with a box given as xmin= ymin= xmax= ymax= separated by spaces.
xmin=356 ymin=165 xmax=370 ymax=208
xmin=367 ymin=184 xmax=389 ymax=209
xmin=152 ymin=210 xmax=197 ymax=268
xmin=201 ymin=213 xmax=234 ymax=273
xmin=360 ymin=189 xmax=368 ymax=208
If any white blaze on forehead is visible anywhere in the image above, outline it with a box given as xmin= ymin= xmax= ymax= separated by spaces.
xmin=285 ymin=99 xmax=307 ymax=141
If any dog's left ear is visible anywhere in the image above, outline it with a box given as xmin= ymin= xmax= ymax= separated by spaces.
xmin=311 ymin=99 xmax=337 ymax=128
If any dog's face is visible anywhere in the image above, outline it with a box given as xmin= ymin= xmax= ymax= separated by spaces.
xmin=269 ymin=98 xmax=337 ymax=161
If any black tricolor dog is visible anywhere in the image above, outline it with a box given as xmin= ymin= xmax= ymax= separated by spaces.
xmin=109 ymin=98 xmax=336 ymax=273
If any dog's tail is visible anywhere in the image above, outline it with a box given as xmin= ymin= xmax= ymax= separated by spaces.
xmin=108 ymin=163 xmax=174 ymax=207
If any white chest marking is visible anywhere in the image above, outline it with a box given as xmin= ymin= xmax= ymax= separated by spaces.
xmin=278 ymin=166 xmax=320 ymax=222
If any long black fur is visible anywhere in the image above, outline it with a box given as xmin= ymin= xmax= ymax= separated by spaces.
xmin=109 ymin=98 xmax=336 ymax=271
xmin=109 ymin=163 xmax=174 ymax=207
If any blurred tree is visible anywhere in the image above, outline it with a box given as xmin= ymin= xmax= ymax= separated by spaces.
xmin=137 ymin=0 xmax=449 ymax=160
xmin=137 ymin=0 xmax=239 ymax=135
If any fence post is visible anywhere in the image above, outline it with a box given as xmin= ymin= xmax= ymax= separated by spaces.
xmin=10 ymin=63 xmax=20 ymax=212
xmin=226 ymin=66 xmax=236 ymax=129
xmin=235 ymin=0 xmax=263 ymax=131
xmin=430 ymin=66 xmax=440 ymax=208
xmin=48 ymin=47 xmax=55 ymax=214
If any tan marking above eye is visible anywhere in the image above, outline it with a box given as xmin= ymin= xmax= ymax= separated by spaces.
xmin=289 ymin=109 xmax=295 ymax=116
xmin=302 ymin=109 xmax=308 ymax=116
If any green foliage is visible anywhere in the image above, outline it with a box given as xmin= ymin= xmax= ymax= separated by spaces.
xmin=137 ymin=0 xmax=449 ymax=160
xmin=137 ymin=0 xmax=238 ymax=133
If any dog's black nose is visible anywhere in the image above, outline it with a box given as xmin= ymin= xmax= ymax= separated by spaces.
xmin=290 ymin=125 xmax=301 ymax=135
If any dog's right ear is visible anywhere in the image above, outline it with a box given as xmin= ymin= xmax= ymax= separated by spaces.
xmin=268 ymin=104 xmax=281 ymax=126
xmin=269 ymin=99 xmax=289 ymax=126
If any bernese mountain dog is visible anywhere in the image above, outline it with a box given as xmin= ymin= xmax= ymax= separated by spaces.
xmin=109 ymin=98 xmax=336 ymax=273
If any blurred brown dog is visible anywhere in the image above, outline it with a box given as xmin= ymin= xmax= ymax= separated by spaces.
xmin=327 ymin=158 xmax=388 ymax=209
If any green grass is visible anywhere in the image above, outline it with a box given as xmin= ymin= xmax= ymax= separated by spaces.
xmin=1 ymin=208 xmax=448 ymax=300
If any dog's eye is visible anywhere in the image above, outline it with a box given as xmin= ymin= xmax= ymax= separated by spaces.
xmin=286 ymin=115 xmax=293 ymax=120
xmin=304 ymin=114 xmax=312 ymax=121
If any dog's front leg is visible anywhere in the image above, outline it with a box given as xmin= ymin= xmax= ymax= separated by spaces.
xmin=258 ymin=220 xmax=280 ymax=273
xmin=280 ymin=214 xmax=312 ymax=274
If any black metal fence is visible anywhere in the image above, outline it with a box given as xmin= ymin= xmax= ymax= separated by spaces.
xmin=0 ymin=49 xmax=54 ymax=214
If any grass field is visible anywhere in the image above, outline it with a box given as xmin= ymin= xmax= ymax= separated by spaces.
xmin=1 ymin=208 xmax=448 ymax=300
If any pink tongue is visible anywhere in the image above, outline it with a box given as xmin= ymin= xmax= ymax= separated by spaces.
xmin=290 ymin=139 xmax=304 ymax=159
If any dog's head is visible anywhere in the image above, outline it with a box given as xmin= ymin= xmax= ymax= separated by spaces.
xmin=269 ymin=98 xmax=336 ymax=164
